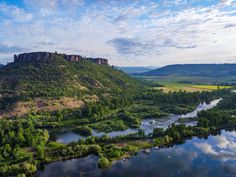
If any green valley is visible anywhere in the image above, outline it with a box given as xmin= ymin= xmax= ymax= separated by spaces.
xmin=0 ymin=53 xmax=236 ymax=177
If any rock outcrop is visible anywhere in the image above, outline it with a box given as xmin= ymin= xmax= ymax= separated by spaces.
xmin=14 ymin=52 xmax=109 ymax=65
xmin=14 ymin=52 xmax=53 ymax=62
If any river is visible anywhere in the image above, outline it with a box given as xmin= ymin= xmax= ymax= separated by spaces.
xmin=35 ymin=130 xmax=236 ymax=177
xmin=51 ymin=98 xmax=222 ymax=144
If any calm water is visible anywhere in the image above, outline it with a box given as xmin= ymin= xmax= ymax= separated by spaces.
xmin=51 ymin=98 xmax=222 ymax=144
xmin=36 ymin=130 xmax=236 ymax=177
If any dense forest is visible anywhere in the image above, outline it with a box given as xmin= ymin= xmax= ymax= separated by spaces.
xmin=0 ymin=54 xmax=141 ymax=98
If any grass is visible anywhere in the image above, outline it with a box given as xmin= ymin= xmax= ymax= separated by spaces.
xmin=154 ymin=81 xmax=232 ymax=93
xmin=61 ymin=118 xmax=79 ymax=127
xmin=192 ymin=85 xmax=232 ymax=90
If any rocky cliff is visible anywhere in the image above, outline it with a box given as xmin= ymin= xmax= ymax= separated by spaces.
xmin=14 ymin=52 xmax=108 ymax=65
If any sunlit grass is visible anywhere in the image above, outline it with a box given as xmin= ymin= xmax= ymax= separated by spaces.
xmin=154 ymin=81 xmax=232 ymax=93
xmin=192 ymin=85 xmax=232 ymax=90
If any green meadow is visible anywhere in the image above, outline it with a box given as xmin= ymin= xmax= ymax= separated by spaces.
xmin=154 ymin=81 xmax=232 ymax=93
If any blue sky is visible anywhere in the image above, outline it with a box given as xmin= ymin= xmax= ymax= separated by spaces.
xmin=0 ymin=0 xmax=236 ymax=66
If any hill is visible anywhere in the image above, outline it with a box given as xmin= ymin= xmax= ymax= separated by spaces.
xmin=0 ymin=54 xmax=141 ymax=117
xmin=117 ymin=66 xmax=157 ymax=74
xmin=141 ymin=64 xmax=236 ymax=77
xmin=0 ymin=64 xmax=4 ymax=68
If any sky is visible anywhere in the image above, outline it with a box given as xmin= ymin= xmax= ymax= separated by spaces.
xmin=0 ymin=0 xmax=236 ymax=66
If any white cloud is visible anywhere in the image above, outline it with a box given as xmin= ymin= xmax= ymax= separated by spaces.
xmin=162 ymin=0 xmax=188 ymax=6
xmin=0 ymin=1 xmax=236 ymax=66
xmin=0 ymin=4 xmax=33 ymax=22
xmin=220 ymin=0 xmax=235 ymax=6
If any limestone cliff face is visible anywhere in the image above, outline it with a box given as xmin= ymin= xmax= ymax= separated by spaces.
xmin=14 ymin=52 xmax=109 ymax=65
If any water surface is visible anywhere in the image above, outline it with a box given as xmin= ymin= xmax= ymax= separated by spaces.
xmin=36 ymin=130 xmax=236 ymax=177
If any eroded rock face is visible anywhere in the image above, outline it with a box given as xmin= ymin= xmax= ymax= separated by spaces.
xmin=14 ymin=52 xmax=53 ymax=62
xmin=93 ymin=58 xmax=109 ymax=65
xmin=65 ymin=55 xmax=83 ymax=62
xmin=14 ymin=52 xmax=109 ymax=65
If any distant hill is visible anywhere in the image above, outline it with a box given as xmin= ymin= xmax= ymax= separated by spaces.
xmin=117 ymin=66 xmax=158 ymax=74
xmin=0 ymin=64 xmax=4 ymax=68
xmin=141 ymin=64 xmax=236 ymax=77
xmin=0 ymin=54 xmax=141 ymax=117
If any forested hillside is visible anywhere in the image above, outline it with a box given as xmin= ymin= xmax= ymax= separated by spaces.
xmin=141 ymin=64 xmax=236 ymax=77
xmin=0 ymin=54 xmax=141 ymax=117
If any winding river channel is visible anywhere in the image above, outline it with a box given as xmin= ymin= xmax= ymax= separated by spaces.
xmin=51 ymin=98 xmax=222 ymax=144
xmin=35 ymin=98 xmax=236 ymax=177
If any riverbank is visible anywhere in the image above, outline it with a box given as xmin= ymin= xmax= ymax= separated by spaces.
xmin=33 ymin=94 xmax=236 ymax=176
xmin=37 ymin=113 xmax=236 ymax=176
xmin=35 ymin=129 xmax=236 ymax=177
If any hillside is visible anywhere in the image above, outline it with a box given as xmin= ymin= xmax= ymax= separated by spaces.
xmin=0 ymin=64 xmax=4 ymax=68
xmin=117 ymin=66 xmax=156 ymax=74
xmin=0 ymin=54 xmax=141 ymax=117
xmin=141 ymin=64 xmax=236 ymax=77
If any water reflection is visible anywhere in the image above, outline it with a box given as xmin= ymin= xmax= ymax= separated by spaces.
xmin=36 ymin=155 xmax=99 ymax=177
xmin=50 ymin=130 xmax=85 ymax=144
xmin=36 ymin=130 xmax=236 ymax=177
xmin=194 ymin=130 xmax=236 ymax=162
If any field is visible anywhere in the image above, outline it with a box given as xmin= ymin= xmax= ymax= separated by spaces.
xmin=154 ymin=82 xmax=231 ymax=93
xmin=136 ymin=76 xmax=235 ymax=93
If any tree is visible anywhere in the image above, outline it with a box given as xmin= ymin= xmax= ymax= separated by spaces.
xmin=152 ymin=128 xmax=164 ymax=137
xmin=74 ymin=126 xmax=92 ymax=136
xmin=138 ymin=129 xmax=145 ymax=138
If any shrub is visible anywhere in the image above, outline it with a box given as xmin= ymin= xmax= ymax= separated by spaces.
xmin=98 ymin=157 xmax=110 ymax=168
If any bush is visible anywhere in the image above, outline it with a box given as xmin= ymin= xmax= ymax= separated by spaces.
xmin=98 ymin=157 xmax=110 ymax=168
xmin=73 ymin=125 xmax=92 ymax=136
